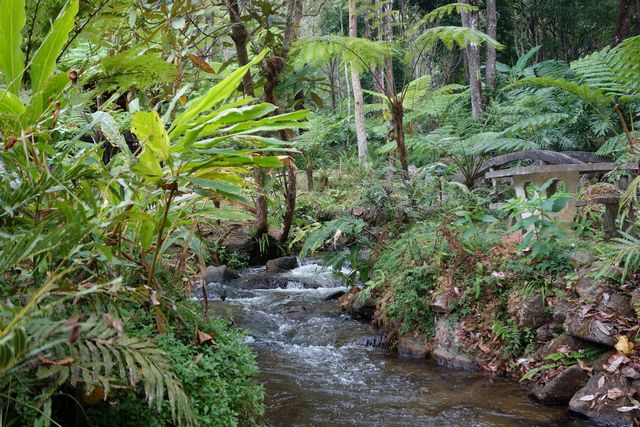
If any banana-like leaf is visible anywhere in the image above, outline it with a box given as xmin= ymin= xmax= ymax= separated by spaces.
xmin=0 ymin=0 xmax=26 ymax=94
xmin=30 ymin=0 xmax=79 ymax=94
xmin=169 ymin=49 xmax=268 ymax=138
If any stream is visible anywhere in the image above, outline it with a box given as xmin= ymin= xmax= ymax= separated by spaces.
xmin=207 ymin=260 xmax=593 ymax=426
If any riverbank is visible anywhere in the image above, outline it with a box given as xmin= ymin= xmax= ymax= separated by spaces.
xmin=202 ymin=259 xmax=588 ymax=426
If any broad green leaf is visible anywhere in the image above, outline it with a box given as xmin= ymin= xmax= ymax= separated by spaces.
xmin=0 ymin=91 xmax=25 ymax=115
xmin=30 ymin=0 xmax=79 ymax=94
xmin=133 ymin=145 xmax=163 ymax=181
xmin=131 ymin=111 xmax=170 ymax=161
xmin=0 ymin=0 xmax=26 ymax=94
xmin=21 ymin=73 xmax=70 ymax=126
xmin=169 ymin=49 xmax=269 ymax=138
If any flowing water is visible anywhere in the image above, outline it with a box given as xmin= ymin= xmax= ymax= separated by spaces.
xmin=207 ymin=260 xmax=593 ymax=427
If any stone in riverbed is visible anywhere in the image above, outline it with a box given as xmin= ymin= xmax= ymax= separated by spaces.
xmin=201 ymin=265 xmax=240 ymax=284
xmin=397 ymin=335 xmax=431 ymax=359
xmin=529 ymin=364 xmax=589 ymax=404
xmin=432 ymin=319 xmax=478 ymax=371
xmin=568 ymin=372 xmax=635 ymax=426
xmin=266 ymin=256 xmax=299 ymax=273
xmin=338 ymin=287 xmax=377 ymax=321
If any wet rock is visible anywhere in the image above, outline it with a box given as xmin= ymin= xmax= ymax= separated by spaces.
xmin=598 ymin=292 xmax=632 ymax=318
xmin=281 ymin=305 xmax=306 ymax=314
xmin=568 ymin=372 xmax=635 ymax=426
xmin=338 ymin=287 xmax=376 ymax=321
xmin=232 ymin=274 xmax=318 ymax=290
xmin=397 ymin=335 xmax=431 ymax=359
xmin=266 ymin=256 xmax=299 ymax=273
xmin=346 ymin=335 xmax=385 ymax=348
xmin=432 ymin=320 xmax=478 ymax=371
xmin=323 ymin=290 xmax=345 ymax=301
xmin=529 ymin=364 xmax=589 ymax=404
xmin=348 ymin=295 xmax=376 ymax=321
xmin=564 ymin=312 xmax=616 ymax=346
xmin=202 ymin=265 xmax=240 ymax=284
xmin=517 ymin=294 xmax=549 ymax=328
xmin=631 ymin=380 xmax=640 ymax=396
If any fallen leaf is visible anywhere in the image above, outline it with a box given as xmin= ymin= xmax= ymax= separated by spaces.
xmin=606 ymin=355 xmax=626 ymax=372
xmin=598 ymin=375 xmax=606 ymax=389
xmin=580 ymin=394 xmax=596 ymax=401
xmin=607 ymin=388 xmax=625 ymax=400
xmin=594 ymin=320 xmax=612 ymax=336
xmin=615 ymin=335 xmax=634 ymax=355
xmin=196 ymin=329 xmax=218 ymax=347
xmin=578 ymin=359 xmax=593 ymax=373
xmin=617 ymin=405 xmax=640 ymax=412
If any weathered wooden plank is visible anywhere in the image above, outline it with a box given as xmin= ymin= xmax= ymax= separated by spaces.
xmin=485 ymin=163 xmax=638 ymax=179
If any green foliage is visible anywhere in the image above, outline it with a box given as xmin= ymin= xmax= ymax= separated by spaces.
xmin=503 ymin=180 xmax=571 ymax=259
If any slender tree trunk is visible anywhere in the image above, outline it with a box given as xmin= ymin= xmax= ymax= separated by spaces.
xmin=349 ymin=0 xmax=368 ymax=163
xmin=485 ymin=0 xmax=497 ymax=89
xmin=254 ymin=169 xmax=269 ymax=236
xmin=227 ymin=0 xmax=254 ymax=96
xmin=279 ymin=162 xmax=297 ymax=243
xmin=392 ymin=98 xmax=408 ymax=178
xmin=461 ymin=0 xmax=484 ymax=118
xmin=306 ymin=164 xmax=314 ymax=191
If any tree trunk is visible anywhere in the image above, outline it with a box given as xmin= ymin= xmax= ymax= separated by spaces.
xmin=349 ymin=0 xmax=368 ymax=164
xmin=392 ymin=97 xmax=409 ymax=178
xmin=461 ymin=0 xmax=484 ymax=118
xmin=254 ymin=169 xmax=269 ymax=237
xmin=279 ymin=162 xmax=297 ymax=243
xmin=485 ymin=0 xmax=497 ymax=89
xmin=227 ymin=0 xmax=254 ymax=96
xmin=306 ymin=164 xmax=314 ymax=191
xmin=614 ymin=0 xmax=631 ymax=45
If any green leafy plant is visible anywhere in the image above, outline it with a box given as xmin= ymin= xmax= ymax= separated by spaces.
xmin=503 ymin=179 xmax=571 ymax=259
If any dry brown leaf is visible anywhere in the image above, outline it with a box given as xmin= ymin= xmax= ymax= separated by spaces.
xmin=188 ymin=54 xmax=215 ymax=73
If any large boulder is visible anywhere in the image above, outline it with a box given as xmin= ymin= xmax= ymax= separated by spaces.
xmin=576 ymin=276 xmax=604 ymax=303
xmin=432 ymin=320 xmax=478 ymax=371
xmin=397 ymin=335 xmax=431 ymax=359
xmin=201 ymin=265 xmax=240 ymax=284
xmin=564 ymin=312 xmax=617 ymax=347
xmin=529 ymin=364 xmax=589 ymax=404
xmin=266 ymin=256 xmax=299 ymax=273
xmin=517 ymin=294 xmax=549 ymax=328
xmin=569 ymin=372 xmax=636 ymax=426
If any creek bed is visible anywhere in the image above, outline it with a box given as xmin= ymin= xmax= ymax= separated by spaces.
xmin=207 ymin=261 xmax=592 ymax=426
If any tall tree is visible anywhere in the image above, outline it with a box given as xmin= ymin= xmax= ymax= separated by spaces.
xmin=349 ymin=0 xmax=368 ymax=163
xmin=461 ymin=0 xmax=484 ymax=118
xmin=485 ymin=0 xmax=497 ymax=89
